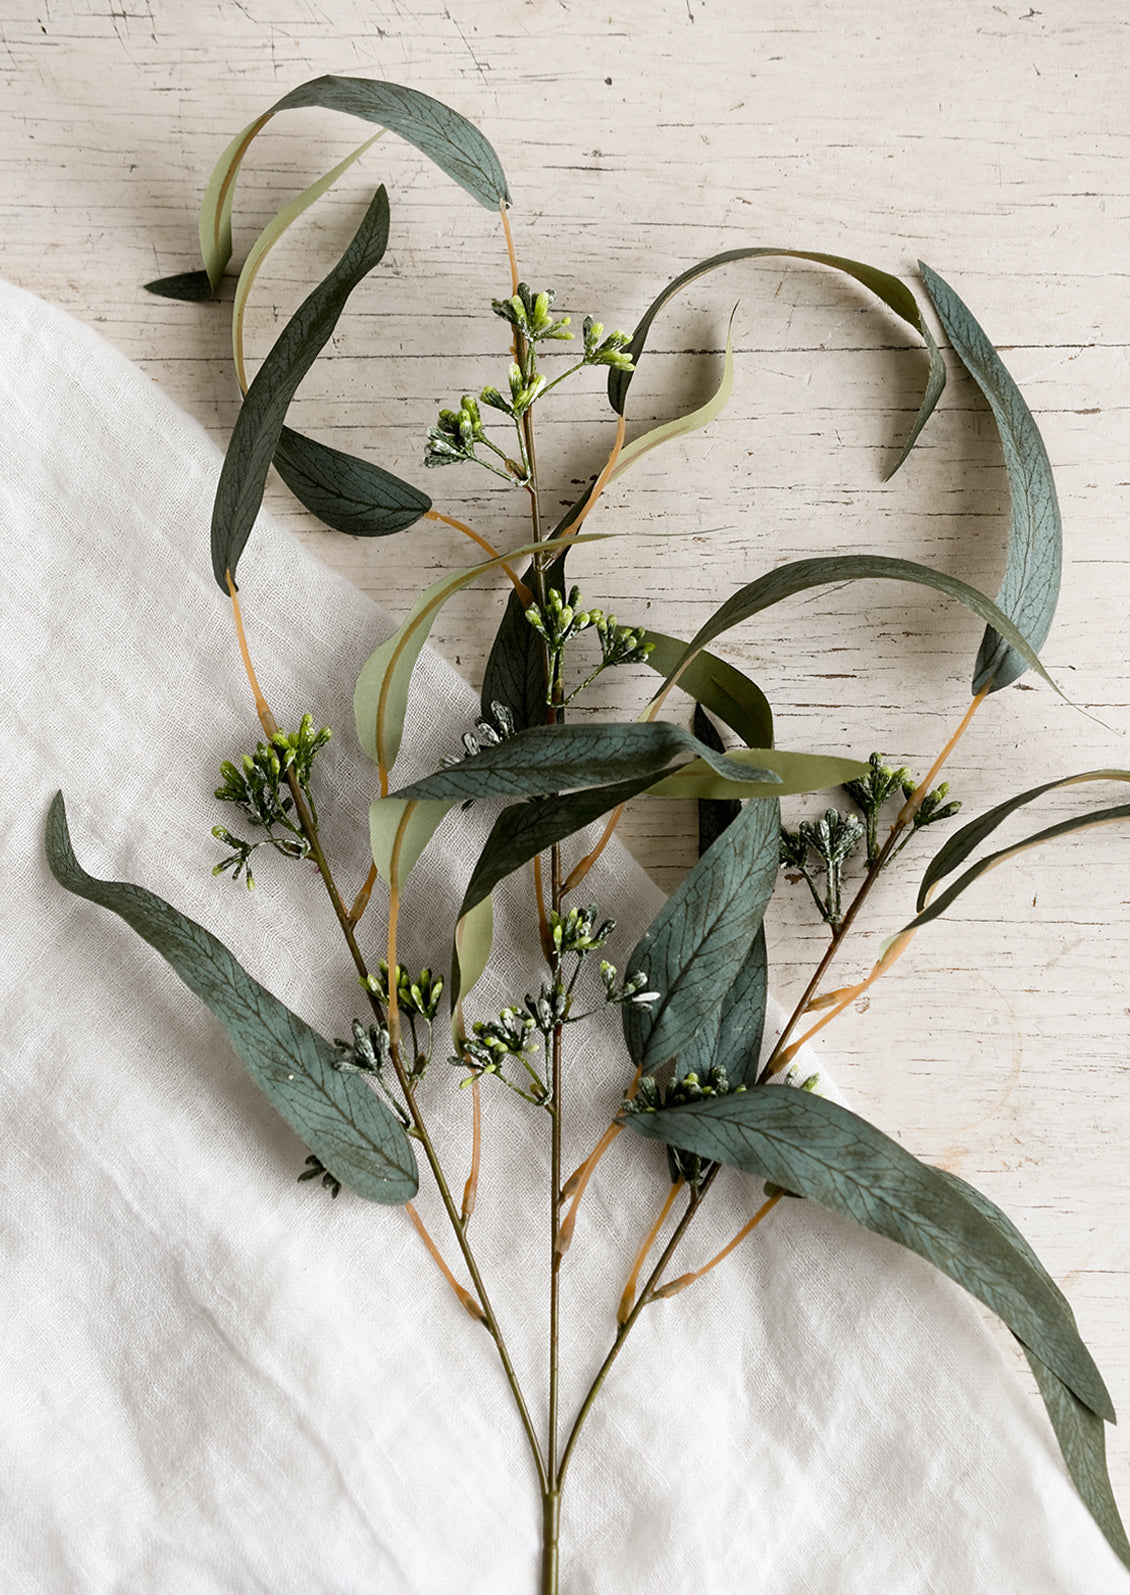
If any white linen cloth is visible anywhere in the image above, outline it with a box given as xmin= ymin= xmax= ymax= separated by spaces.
xmin=1 ymin=275 xmax=1127 ymax=1594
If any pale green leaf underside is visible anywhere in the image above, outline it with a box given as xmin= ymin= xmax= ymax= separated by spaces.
xmin=199 ymin=76 xmax=510 ymax=290
xmin=641 ymin=632 xmax=773 ymax=750
xmin=369 ymin=797 xmax=452 ymax=887
xmin=646 ymin=748 xmax=868 ymax=801
xmin=628 ymin=1088 xmax=1112 ymax=1421
xmin=610 ymin=317 xmax=736 ymax=480
xmin=610 ymin=248 xmax=945 ymax=476
xmin=46 ymin=795 xmax=418 ymax=1205
xmin=353 ymin=536 xmax=600 ymax=778
xmin=920 ymin=263 xmax=1062 ymax=695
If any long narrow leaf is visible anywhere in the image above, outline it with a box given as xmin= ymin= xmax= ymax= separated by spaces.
xmin=609 ymin=249 xmax=945 ymax=476
xmin=668 ymin=925 xmax=769 ymax=1090
xmin=933 ymin=1169 xmax=1130 ymax=1567
xmin=609 ymin=317 xmax=736 ymax=480
xmin=655 ymin=554 xmax=1057 ymax=706
xmin=905 ymin=802 xmax=1130 ymax=935
xmin=46 ymin=795 xmax=418 ymax=1205
xmin=623 ymin=798 xmax=780 ymax=1075
xmin=149 ymin=78 xmax=509 ymax=299
xmin=920 ymin=265 xmax=1062 ymax=695
xmin=627 ymin=1087 xmax=1113 ymax=1419
xmin=391 ymin=721 xmax=778 ymax=803
xmin=917 ymin=769 xmax=1130 ymax=911
xmin=480 ymin=550 xmax=567 ymax=732
xmin=369 ymin=797 xmax=451 ymax=886
xmin=211 ymin=185 xmax=391 ymax=589
xmin=645 ymin=747 xmax=868 ymax=801
xmin=354 ymin=536 xmax=599 ymax=777
xmin=232 ymin=135 xmax=382 ymax=391
xmin=642 ymin=632 xmax=773 ymax=749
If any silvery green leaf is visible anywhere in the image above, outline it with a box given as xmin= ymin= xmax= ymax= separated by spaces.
xmin=628 ymin=1087 xmax=1112 ymax=1421
xmin=920 ymin=265 xmax=1062 ymax=695
xmin=46 ymin=794 xmax=417 ymax=1204
xmin=212 ymin=186 xmax=391 ymax=590
xmin=623 ymin=798 xmax=779 ymax=1075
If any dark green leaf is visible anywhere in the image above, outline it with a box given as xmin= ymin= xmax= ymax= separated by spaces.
xmin=610 ymin=249 xmax=944 ymax=475
xmin=627 ymin=1087 xmax=1112 ymax=1419
xmin=212 ymin=185 xmax=390 ymax=590
xmin=655 ymin=554 xmax=1057 ymax=703
xmin=906 ymin=801 xmax=1130 ymax=935
xmin=392 ymin=721 xmax=779 ymax=804
xmin=144 ymin=268 xmax=215 ymax=302
xmin=45 ymin=794 xmax=418 ymax=1204
xmin=459 ymin=771 xmax=662 ymax=926
xmin=933 ymin=1169 xmax=1129 ymax=1567
xmin=267 ymin=76 xmax=510 ymax=212
xmin=624 ymin=798 xmax=779 ymax=1075
xmin=917 ymin=769 xmax=1130 ymax=911
xmin=675 ymin=924 xmax=768 ymax=1090
xmin=693 ymin=703 xmax=742 ymax=856
xmin=195 ymin=79 xmax=509 ymax=295
xmin=920 ymin=264 xmax=1062 ymax=695
xmin=643 ymin=632 xmax=773 ymax=749
xmin=273 ymin=425 xmax=431 ymax=537
xmin=480 ymin=551 xmax=567 ymax=731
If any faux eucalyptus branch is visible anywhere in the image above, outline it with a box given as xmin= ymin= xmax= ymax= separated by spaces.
xmin=47 ymin=76 xmax=1130 ymax=1589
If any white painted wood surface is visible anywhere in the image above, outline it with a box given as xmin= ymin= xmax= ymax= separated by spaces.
xmin=4 ymin=0 xmax=1129 ymax=1522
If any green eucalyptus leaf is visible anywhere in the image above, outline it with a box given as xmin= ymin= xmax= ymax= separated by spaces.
xmin=144 ymin=268 xmax=215 ymax=302
xmin=369 ymin=797 xmax=452 ymax=887
xmin=906 ymin=802 xmax=1130 ymax=935
xmin=212 ymin=185 xmax=391 ymax=591
xmin=232 ymin=136 xmax=382 ymax=390
xmin=609 ymin=315 xmax=736 ymax=479
xmin=627 ymin=1087 xmax=1113 ymax=1420
xmin=642 ymin=632 xmax=773 ymax=749
xmin=45 ymin=794 xmax=417 ymax=1205
xmin=645 ymin=747 xmax=869 ymax=802
xmin=610 ymin=249 xmax=944 ymax=476
xmin=391 ymin=721 xmax=779 ymax=803
xmin=693 ymin=702 xmax=742 ymax=857
xmin=655 ymin=555 xmax=1057 ymax=705
xmin=932 ymin=1169 xmax=1130 ymax=1567
xmin=459 ymin=771 xmax=664 ymax=928
xmin=480 ymin=550 xmax=567 ymax=732
xmin=919 ymin=265 xmax=1062 ymax=695
xmin=917 ymin=770 xmax=1130 ymax=911
xmin=197 ymin=78 xmax=509 ymax=293
xmin=354 ymin=536 xmax=599 ymax=776
xmin=675 ymin=923 xmax=768 ymax=1089
xmin=623 ymin=797 xmax=780 ymax=1076
xmin=452 ymin=894 xmax=495 ymax=1010
xmin=273 ymin=426 xmax=431 ymax=537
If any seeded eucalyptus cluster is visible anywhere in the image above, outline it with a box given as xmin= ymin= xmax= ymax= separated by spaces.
xmin=46 ymin=74 xmax=1130 ymax=1595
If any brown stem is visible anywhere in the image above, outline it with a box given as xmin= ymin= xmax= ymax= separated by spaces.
xmin=424 ymin=510 xmax=532 ymax=603
xmin=461 ymin=1077 xmax=482 ymax=1223
xmin=617 ymin=1178 xmax=685 ymax=1323
xmin=405 ymin=1203 xmax=486 ymax=1322
xmin=652 ymin=1191 xmax=783 ymax=1300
